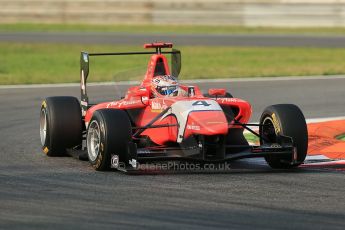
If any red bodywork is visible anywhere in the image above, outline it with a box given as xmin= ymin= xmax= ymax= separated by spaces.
xmin=84 ymin=43 xmax=252 ymax=145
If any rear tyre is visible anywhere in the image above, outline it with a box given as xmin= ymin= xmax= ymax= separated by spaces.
xmin=259 ymin=104 xmax=308 ymax=169
xmin=40 ymin=97 xmax=82 ymax=156
xmin=87 ymin=109 xmax=132 ymax=171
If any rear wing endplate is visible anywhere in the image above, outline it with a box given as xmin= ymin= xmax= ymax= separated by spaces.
xmin=80 ymin=52 xmax=89 ymax=116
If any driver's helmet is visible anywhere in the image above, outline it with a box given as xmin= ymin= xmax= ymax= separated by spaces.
xmin=151 ymin=75 xmax=179 ymax=97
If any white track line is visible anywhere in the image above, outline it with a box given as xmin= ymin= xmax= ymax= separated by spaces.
xmin=1 ymin=75 xmax=345 ymax=89
xmin=306 ymin=116 xmax=345 ymax=123
xmin=304 ymin=159 xmax=345 ymax=165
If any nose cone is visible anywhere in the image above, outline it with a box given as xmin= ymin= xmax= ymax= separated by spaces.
xmin=184 ymin=111 xmax=228 ymax=139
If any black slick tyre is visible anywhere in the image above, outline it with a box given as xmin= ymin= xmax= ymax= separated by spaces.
xmin=86 ymin=109 xmax=132 ymax=171
xmin=40 ymin=96 xmax=82 ymax=156
xmin=259 ymin=104 xmax=308 ymax=169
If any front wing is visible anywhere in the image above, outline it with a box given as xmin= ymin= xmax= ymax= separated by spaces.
xmin=122 ymin=134 xmax=297 ymax=172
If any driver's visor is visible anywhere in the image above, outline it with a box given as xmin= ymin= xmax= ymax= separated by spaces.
xmin=157 ymin=85 xmax=178 ymax=96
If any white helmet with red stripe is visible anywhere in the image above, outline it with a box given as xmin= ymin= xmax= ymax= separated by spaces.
xmin=151 ymin=75 xmax=179 ymax=97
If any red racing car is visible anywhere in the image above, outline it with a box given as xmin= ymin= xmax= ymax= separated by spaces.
xmin=39 ymin=42 xmax=308 ymax=172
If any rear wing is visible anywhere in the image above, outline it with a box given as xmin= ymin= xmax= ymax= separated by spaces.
xmin=80 ymin=43 xmax=181 ymax=116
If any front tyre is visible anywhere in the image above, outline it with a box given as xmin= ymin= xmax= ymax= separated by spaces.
xmin=40 ymin=97 xmax=82 ymax=156
xmin=87 ymin=109 xmax=132 ymax=171
xmin=259 ymin=104 xmax=308 ymax=169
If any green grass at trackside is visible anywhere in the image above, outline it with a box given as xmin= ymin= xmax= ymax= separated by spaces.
xmin=4 ymin=23 xmax=345 ymax=35
xmin=244 ymin=133 xmax=259 ymax=144
xmin=337 ymin=134 xmax=345 ymax=141
xmin=1 ymin=43 xmax=345 ymax=85
xmin=247 ymin=132 xmax=345 ymax=143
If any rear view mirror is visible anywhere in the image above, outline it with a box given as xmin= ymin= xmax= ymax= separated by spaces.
xmin=134 ymin=87 xmax=149 ymax=97
xmin=208 ymin=88 xmax=226 ymax=97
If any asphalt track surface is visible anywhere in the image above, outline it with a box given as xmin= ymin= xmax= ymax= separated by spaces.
xmin=2 ymin=32 xmax=345 ymax=47
xmin=1 ymin=77 xmax=345 ymax=229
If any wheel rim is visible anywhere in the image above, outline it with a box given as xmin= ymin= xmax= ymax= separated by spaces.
xmin=261 ymin=116 xmax=277 ymax=144
xmin=40 ymin=109 xmax=47 ymax=146
xmin=87 ymin=120 xmax=101 ymax=162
